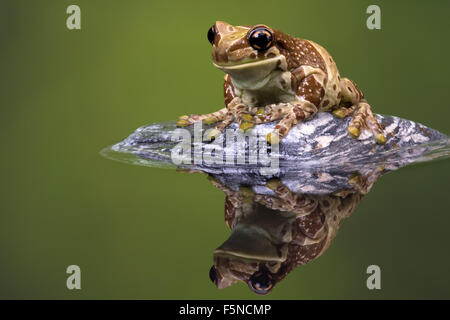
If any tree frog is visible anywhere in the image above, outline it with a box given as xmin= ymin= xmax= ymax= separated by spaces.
xmin=176 ymin=21 xmax=386 ymax=145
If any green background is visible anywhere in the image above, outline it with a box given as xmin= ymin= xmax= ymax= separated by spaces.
xmin=1 ymin=0 xmax=449 ymax=299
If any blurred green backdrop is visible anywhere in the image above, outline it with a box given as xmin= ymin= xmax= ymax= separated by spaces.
xmin=1 ymin=0 xmax=449 ymax=299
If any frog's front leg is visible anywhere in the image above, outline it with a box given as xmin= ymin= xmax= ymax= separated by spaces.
xmin=347 ymin=165 xmax=385 ymax=195
xmin=269 ymin=69 xmax=326 ymax=144
xmin=350 ymin=101 xmax=386 ymax=144
xmin=176 ymin=108 xmax=228 ymax=127
xmin=204 ymin=109 xmax=236 ymax=141
xmin=251 ymin=104 xmax=293 ymax=124
xmin=235 ymin=103 xmax=255 ymax=132
xmin=335 ymin=78 xmax=386 ymax=144
xmin=263 ymin=100 xmax=318 ymax=145
xmin=243 ymin=101 xmax=317 ymax=144
xmin=204 ymin=97 xmax=248 ymax=140
xmin=255 ymin=178 xmax=317 ymax=216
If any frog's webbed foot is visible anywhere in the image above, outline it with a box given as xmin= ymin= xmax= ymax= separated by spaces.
xmin=337 ymin=78 xmax=386 ymax=144
xmin=347 ymin=101 xmax=386 ymax=144
xmin=233 ymin=103 xmax=293 ymax=140
xmin=176 ymin=114 xmax=201 ymax=127
xmin=204 ymin=110 xmax=236 ymax=141
xmin=266 ymin=101 xmax=317 ymax=145
xmin=265 ymin=178 xmax=299 ymax=207
xmin=332 ymin=177 xmax=370 ymax=198
xmin=238 ymin=113 xmax=255 ymax=132
xmin=332 ymin=105 xmax=356 ymax=119
xmin=265 ymin=178 xmax=283 ymax=191
xmin=227 ymin=102 xmax=255 ymax=132
xmin=334 ymin=101 xmax=386 ymax=145
xmin=263 ymin=178 xmax=316 ymax=215
xmin=346 ymin=166 xmax=385 ymax=195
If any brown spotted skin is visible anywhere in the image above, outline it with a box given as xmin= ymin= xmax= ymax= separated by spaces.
xmin=208 ymin=176 xmax=372 ymax=293
xmin=176 ymin=21 xmax=385 ymax=144
xmin=223 ymin=74 xmax=236 ymax=106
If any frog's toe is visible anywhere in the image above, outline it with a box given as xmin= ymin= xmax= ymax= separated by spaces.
xmin=176 ymin=119 xmax=190 ymax=127
xmin=203 ymin=117 xmax=218 ymax=125
xmin=347 ymin=126 xmax=360 ymax=139
xmin=347 ymin=172 xmax=371 ymax=194
xmin=266 ymin=179 xmax=282 ymax=190
xmin=256 ymin=107 xmax=265 ymax=115
xmin=240 ymin=113 xmax=253 ymax=122
xmin=332 ymin=189 xmax=354 ymax=197
xmin=375 ymin=133 xmax=387 ymax=145
xmin=204 ymin=128 xmax=222 ymax=141
xmin=266 ymin=132 xmax=280 ymax=145
xmin=347 ymin=172 xmax=361 ymax=185
xmin=332 ymin=109 xmax=346 ymax=119
xmin=239 ymin=122 xmax=254 ymax=132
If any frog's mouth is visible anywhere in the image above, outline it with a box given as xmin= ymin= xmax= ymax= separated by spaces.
xmin=213 ymin=56 xmax=285 ymax=90
xmin=213 ymin=56 xmax=283 ymax=72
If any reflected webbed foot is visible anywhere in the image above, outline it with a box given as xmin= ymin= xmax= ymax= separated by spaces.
xmin=266 ymin=179 xmax=282 ymax=191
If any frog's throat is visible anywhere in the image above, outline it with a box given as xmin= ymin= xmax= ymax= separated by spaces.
xmin=214 ymin=225 xmax=286 ymax=262
xmin=213 ymin=56 xmax=286 ymax=90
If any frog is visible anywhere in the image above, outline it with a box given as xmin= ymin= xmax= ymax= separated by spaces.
xmin=176 ymin=21 xmax=386 ymax=145
xmin=207 ymin=169 xmax=383 ymax=294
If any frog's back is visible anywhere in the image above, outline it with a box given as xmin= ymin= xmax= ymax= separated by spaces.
xmin=274 ymin=31 xmax=341 ymax=106
xmin=274 ymin=30 xmax=328 ymax=72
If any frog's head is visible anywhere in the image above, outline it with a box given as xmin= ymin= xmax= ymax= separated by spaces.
xmin=207 ymin=21 xmax=287 ymax=86
xmin=208 ymin=222 xmax=288 ymax=295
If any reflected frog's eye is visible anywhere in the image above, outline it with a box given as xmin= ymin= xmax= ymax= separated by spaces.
xmin=209 ymin=266 xmax=219 ymax=285
xmin=248 ymin=27 xmax=273 ymax=51
xmin=248 ymin=271 xmax=274 ymax=295
xmin=207 ymin=26 xmax=216 ymax=45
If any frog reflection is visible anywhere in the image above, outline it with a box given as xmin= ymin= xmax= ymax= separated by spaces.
xmin=207 ymin=169 xmax=383 ymax=295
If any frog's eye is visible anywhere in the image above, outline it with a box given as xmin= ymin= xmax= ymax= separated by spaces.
xmin=248 ymin=27 xmax=273 ymax=51
xmin=248 ymin=271 xmax=274 ymax=295
xmin=209 ymin=266 xmax=219 ymax=285
xmin=207 ymin=26 xmax=216 ymax=45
